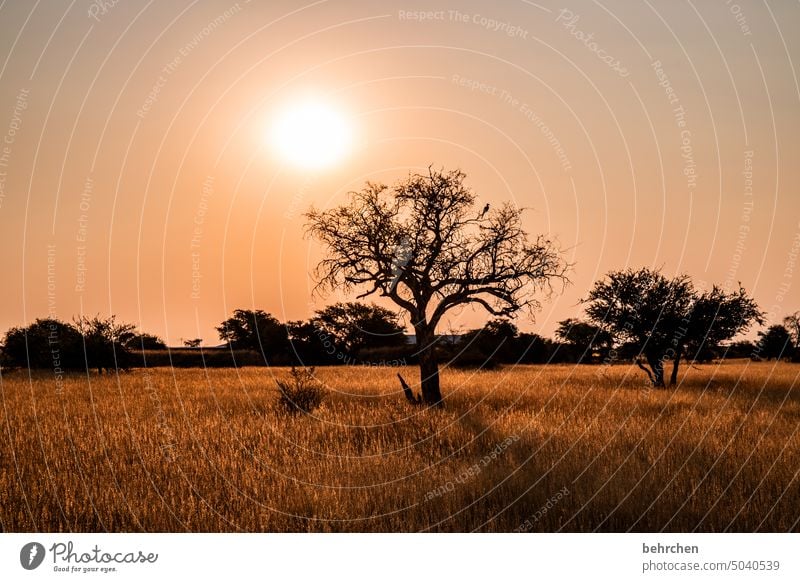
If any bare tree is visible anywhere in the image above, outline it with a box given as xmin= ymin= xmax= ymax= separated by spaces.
xmin=305 ymin=167 xmax=569 ymax=406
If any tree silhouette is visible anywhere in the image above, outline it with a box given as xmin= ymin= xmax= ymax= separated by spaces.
xmin=312 ymin=302 xmax=405 ymax=356
xmin=756 ymin=325 xmax=792 ymax=360
xmin=555 ymin=318 xmax=612 ymax=363
xmin=679 ymin=285 xmax=763 ymax=379
xmin=216 ymin=309 xmax=289 ymax=360
xmin=1 ymin=318 xmax=83 ymax=370
xmin=3 ymin=315 xmax=145 ymax=373
xmin=286 ymin=320 xmax=333 ymax=365
xmin=74 ymin=315 xmax=136 ymax=373
xmin=126 ymin=332 xmax=167 ymax=350
xmin=584 ymin=268 xmax=762 ymax=386
xmin=454 ymin=318 xmax=519 ymax=369
xmin=306 ymin=167 xmax=568 ymax=405
xmin=783 ymin=311 xmax=800 ymax=362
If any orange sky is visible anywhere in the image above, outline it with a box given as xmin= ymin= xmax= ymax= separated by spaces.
xmin=0 ymin=0 xmax=798 ymax=344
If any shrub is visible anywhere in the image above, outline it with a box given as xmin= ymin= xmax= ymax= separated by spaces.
xmin=2 ymin=318 xmax=84 ymax=370
xmin=74 ymin=315 xmax=136 ymax=373
xmin=275 ymin=367 xmax=325 ymax=415
xmin=126 ymin=333 xmax=167 ymax=350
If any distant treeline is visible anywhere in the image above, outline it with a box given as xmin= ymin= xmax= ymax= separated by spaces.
xmin=1 ymin=301 xmax=798 ymax=373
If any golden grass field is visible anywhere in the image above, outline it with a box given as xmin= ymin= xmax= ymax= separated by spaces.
xmin=1 ymin=360 xmax=798 ymax=532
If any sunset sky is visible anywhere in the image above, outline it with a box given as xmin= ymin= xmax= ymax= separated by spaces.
xmin=0 ymin=0 xmax=798 ymax=344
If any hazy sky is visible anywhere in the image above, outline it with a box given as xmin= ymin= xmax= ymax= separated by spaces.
xmin=0 ymin=0 xmax=798 ymax=344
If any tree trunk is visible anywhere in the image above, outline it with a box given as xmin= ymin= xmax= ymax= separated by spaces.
xmin=416 ymin=325 xmax=443 ymax=406
xmin=646 ymin=353 xmax=666 ymax=388
xmin=635 ymin=358 xmax=655 ymax=385
xmin=669 ymin=347 xmax=682 ymax=386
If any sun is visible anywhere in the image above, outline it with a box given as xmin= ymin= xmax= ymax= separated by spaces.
xmin=270 ymin=100 xmax=352 ymax=169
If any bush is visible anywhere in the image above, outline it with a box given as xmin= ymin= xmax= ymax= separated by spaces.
xmin=126 ymin=333 xmax=167 ymax=350
xmin=74 ymin=315 xmax=136 ymax=373
xmin=275 ymin=367 xmax=325 ymax=415
xmin=2 ymin=318 xmax=84 ymax=370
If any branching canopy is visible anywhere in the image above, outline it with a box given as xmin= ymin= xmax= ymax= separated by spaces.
xmin=305 ymin=168 xmax=569 ymax=331
xmin=584 ymin=267 xmax=763 ymax=385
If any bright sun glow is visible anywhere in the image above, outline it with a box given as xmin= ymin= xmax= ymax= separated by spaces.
xmin=270 ymin=100 xmax=352 ymax=169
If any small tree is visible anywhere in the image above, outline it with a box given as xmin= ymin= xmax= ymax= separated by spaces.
xmin=126 ymin=332 xmax=167 ymax=350
xmin=183 ymin=338 xmax=203 ymax=348
xmin=74 ymin=315 xmax=137 ymax=373
xmin=216 ymin=309 xmax=289 ymax=359
xmin=287 ymin=320 xmax=331 ymax=365
xmin=1 ymin=318 xmax=83 ymax=370
xmin=312 ymin=302 xmax=406 ymax=356
xmin=555 ymin=318 xmax=612 ymax=363
xmin=306 ymin=167 xmax=569 ymax=405
xmin=756 ymin=325 xmax=792 ymax=360
xmin=679 ymin=285 xmax=763 ymax=378
xmin=584 ymin=268 xmax=762 ymax=387
xmin=453 ymin=319 xmax=519 ymax=369
xmin=783 ymin=311 xmax=800 ymax=362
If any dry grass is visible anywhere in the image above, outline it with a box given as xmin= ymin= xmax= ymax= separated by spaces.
xmin=1 ymin=360 xmax=798 ymax=532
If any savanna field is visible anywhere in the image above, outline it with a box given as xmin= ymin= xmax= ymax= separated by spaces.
xmin=1 ymin=361 xmax=798 ymax=533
